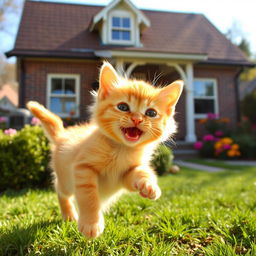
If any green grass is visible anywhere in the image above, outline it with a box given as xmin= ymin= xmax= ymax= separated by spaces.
xmin=1 ymin=167 xmax=256 ymax=255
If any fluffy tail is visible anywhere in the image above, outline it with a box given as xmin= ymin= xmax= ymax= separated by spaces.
xmin=27 ymin=101 xmax=64 ymax=143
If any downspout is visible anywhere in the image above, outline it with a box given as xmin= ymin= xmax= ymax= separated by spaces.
xmin=19 ymin=58 xmax=26 ymax=108
xmin=234 ymin=67 xmax=244 ymax=123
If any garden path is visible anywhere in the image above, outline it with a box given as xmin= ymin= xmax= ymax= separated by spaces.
xmin=174 ymin=160 xmax=224 ymax=172
xmin=175 ymin=159 xmax=256 ymax=172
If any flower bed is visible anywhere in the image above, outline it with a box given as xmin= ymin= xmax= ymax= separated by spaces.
xmin=194 ymin=113 xmax=256 ymax=159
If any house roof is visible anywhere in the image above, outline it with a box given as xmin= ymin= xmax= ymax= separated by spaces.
xmin=0 ymin=84 xmax=18 ymax=107
xmin=7 ymin=0 xmax=252 ymax=66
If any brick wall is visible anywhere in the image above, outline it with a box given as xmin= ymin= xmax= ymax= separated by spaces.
xmin=20 ymin=58 xmax=101 ymax=120
xmin=194 ymin=65 xmax=240 ymax=139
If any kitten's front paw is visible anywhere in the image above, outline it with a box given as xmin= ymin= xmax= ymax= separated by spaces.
xmin=78 ymin=215 xmax=104 ymax=238
xmin=135 ymin=179 xmax=161 ymax=200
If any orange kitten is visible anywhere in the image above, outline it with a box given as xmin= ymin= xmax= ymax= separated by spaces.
xmin=27 ymin=62 xmax=183 ymax=238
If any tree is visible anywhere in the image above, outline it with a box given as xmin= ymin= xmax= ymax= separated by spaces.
xmin=238 ymin=39 xmax=251 ymax=58
xmin=0 ymin=0 xmax=23 ymax=88
xmin=0 ymin=0 xmax=20 ymax=32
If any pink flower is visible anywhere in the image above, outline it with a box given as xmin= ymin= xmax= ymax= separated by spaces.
xmin=203 ymin=134 xmax=215 ymax=142
xmin=31 ymin=117 xmax=41 ymax=125
xmin=223 ymin=144 xmax=231 ymax=150
xmin=215 ymin=130 xmax=224 ymax=137
xmin=4 ymin=128 xmax=17 ymax=136
xmin=0 ymin=117 xmax=7 ymax=123
xmin=194 ymin=141 xmax=203 ymax=150
xmin=215 ymin=148 xmax=222 ymax=154
xmin=207 ymin=113 xmax=218 ymax=120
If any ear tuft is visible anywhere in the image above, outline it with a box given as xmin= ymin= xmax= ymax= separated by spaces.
xmin=159 ymin=80 xmax=184 ymax=114
xmin=99 ymin=62 xmax=119 ymax=100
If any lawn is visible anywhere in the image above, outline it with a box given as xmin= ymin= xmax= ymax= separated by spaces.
xmin=1 ymin=166 xmax=256 ymax=256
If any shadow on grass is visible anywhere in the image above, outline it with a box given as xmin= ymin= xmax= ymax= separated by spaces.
xmin=0 ymin=220 xmax=63 ymax=256
xmin=0 ymin=188 xmax=54 ymax=198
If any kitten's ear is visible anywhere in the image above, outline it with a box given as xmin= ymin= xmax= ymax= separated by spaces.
xmin=99 ymin=62 xmax=119 ymax=100
xmin=159 ymin=80 xmax=184 ymax=115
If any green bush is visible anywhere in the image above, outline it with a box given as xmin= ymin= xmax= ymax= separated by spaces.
xmin=151 ymin=144 xmax=173 ymax=176
xmin=231 ymin=134 xmax=256 ymax=159
xmin=0 ymin=126 xmax=51 ymax=191
xmin=241 ymin=91 xmax=256 ymax=123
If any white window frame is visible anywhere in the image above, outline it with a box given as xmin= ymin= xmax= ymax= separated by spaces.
xmin=47 ymin=74 xmax=80 ymax=118
xmin=193 ymin=78 xmax=219 ymax=119
xmin=108 ymin=10 xmax=134 ymax=45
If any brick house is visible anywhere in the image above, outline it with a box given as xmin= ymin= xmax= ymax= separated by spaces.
xmin=6 ymin=0 xmax=253 ymax=142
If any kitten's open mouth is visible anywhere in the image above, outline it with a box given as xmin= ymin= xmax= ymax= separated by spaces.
xmin=121 ymin=127 xmax=143 ymax=142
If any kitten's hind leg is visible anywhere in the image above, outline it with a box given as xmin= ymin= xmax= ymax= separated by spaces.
xmin=57 ymin=193 xmax=78 ymax=221
xmin=54 ymin=178 xmax=78 ymax=221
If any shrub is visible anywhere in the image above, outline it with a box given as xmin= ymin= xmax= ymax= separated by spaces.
xmin=0 ymin=125 xmax=51 ymax=191
xmin=231 ymin=134 xmax=256 ymax=159
xmin=151 ymin=144 xmax=173 ymax=176
xmin=198 ymin=113 xmax=230 ymax=136
xmin=241 ymin=91 xmax=256 ymax=124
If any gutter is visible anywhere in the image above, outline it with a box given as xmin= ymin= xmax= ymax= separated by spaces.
xmin=19 ymin=58 xmax=26 ymax=108
xmin=234 ymin=68 xmax=245 ymax=123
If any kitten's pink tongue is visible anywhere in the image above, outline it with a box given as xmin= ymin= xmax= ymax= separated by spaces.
xmin=122 ymin=127 xmax=143 ymax=142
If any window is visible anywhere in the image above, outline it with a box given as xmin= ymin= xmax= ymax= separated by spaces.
xmin=47 ymin=74 xmax=80 ymax=118
xmin=111 ymin=16 xmax=131 ymax=41
xmin=193 ymin=79 xmax=218 ymax=118
xmin=109 ymin=11 xmax=133 ymax=44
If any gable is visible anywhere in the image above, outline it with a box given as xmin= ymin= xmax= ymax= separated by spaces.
xmin=90 ymin=0 xmax=150 ymax=46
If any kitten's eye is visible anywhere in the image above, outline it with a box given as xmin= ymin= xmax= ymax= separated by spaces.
xmin=145 ymin=108 xmax=157 ymax=117
xmin=117 ymin=102 xmax=130 ymax=112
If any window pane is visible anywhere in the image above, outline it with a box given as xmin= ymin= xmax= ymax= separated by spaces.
xmin=51 ymin=78 xmax=63 ymax=94
xmin=64 ymin=79 xmax=75 ymax=95
xmin=112 ymin=17 xmax=120 ymax=27
xmin=194 ymin=99 xmax=215 ymax=114
xmin=122 ymin=18 xmax=130 ymax=28
xmin=194 ymin=80 xmax=214 ymax=97
xmin=122 ymin=31 xmax=131 ymax=40
xmin=112 ymin=30 xmax=120 ymax=40
xmin=50 ymin=97 xmax=76 ymax=114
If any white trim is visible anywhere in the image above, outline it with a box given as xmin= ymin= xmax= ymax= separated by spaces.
xmin=47 ymin=74 xmax=80 ymax=118
xmin=185 ymin=63 xmax=197 ymax=142
xmin=193 ymin=78 xmax=218 ymax=119
xmin=94 ymin=50 xmax=208 ymax=61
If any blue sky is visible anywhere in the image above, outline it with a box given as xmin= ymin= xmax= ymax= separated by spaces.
xmin=2 ymin=0 xmax=256 ymax=61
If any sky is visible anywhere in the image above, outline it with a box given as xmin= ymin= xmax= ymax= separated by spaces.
xmin=1 ymin=0 xmax=256 ymax=62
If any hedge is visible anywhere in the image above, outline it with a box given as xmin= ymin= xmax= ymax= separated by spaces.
xmin=0 ymin=126 xmax=51 ymax=191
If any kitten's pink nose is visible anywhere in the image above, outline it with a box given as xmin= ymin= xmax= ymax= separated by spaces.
xmin=131 ymin=114 xmax=143 ymax=126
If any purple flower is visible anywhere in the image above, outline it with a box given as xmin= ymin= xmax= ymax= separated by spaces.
xmin=0 ymin=117 xmax=7 ymax=123
xmin=31 ymin=117 xmax=41 ymax=125
xmin=223 ymin=144 xmax=231 ymax=150
xmin=4 ymin=128 xmax=17 ymax=136
xmin=203 ymin=134 xmax=215 ymax=142
xmin=207 ymin=113 xmax=218 ymax=120
xmin=215 ymin=130 xmax=224 ymax=137
xmin=194 ymin=141 xmax=203 ymax=150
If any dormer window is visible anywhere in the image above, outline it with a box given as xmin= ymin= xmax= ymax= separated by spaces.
xmin=90 ymin=0 xmax=151 ymax=47
xmin=111 ymin=16 xmax=131 ymax=41
xmin=109 ymin=10 xmax=133 ymax=44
